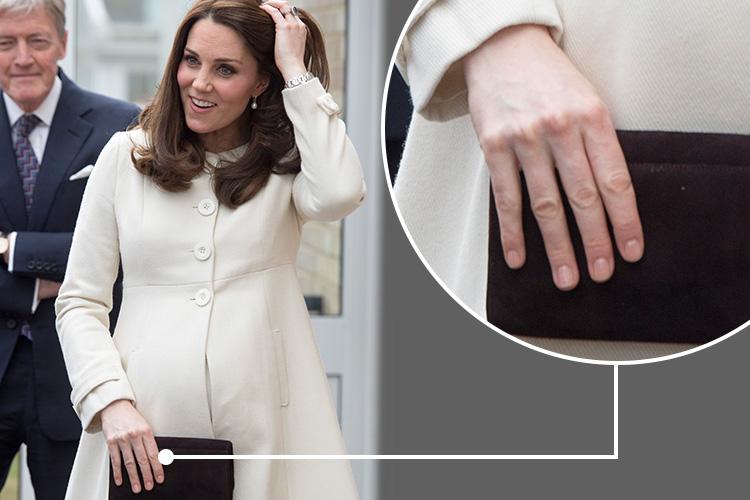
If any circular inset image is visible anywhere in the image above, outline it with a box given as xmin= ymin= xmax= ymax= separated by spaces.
xmin=382 ymin=1 xmax=750 ymax=363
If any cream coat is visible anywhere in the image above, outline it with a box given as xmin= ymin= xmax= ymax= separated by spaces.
xmin=394 ymin=0 xmax=750 ymax=360
xmin=55 ymin=78 xmax=365 ymax=499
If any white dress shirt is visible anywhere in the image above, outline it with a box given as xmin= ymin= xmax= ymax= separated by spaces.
xmin=3 ymin=75 xmax=63 ymax=313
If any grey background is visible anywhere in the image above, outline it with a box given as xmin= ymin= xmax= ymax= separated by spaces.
xmin=378 ymin=1 xmax=749 ymax=498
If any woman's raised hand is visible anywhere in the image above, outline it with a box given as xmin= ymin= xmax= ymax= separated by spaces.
xmin=101 ymin=399 xmax=164 ymax=493
xmin=464 ymin=24 xmax=644 ymax=291
xmin=259 ymin=0 xmax=308 ymax=81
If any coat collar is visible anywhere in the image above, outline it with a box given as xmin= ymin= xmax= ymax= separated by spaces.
xmin=0 ymin=69 xmax=94 ymax=230
xmin=29 ymin=70 xmax=93 ymax=230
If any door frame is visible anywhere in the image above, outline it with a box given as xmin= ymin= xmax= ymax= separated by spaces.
xmin=311 ymin=1 xmax=384 ymax=498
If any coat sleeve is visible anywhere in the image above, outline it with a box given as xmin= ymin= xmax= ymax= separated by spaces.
xmin=55 ymin=131 xmax=135 ymax=434
xmin=396 ymin=0 xmax=563 ymax=122
xmin=10 ymin=231 xmax=73 ymax=282
xmin=282 ymin=78 xmax=366 ymax=223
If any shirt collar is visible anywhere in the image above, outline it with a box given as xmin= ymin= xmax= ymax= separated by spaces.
xmin=3 ymin=75 xmax=62 ymax=128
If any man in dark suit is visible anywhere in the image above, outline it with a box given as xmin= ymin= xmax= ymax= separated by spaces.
xmin=0 ymin=1 xmax=139 ymax=498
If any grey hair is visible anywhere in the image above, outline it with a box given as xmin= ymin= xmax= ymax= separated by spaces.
xmin=0 ymin=0 xmax=66 ymax=37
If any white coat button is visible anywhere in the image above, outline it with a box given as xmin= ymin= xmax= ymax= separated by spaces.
xmin=197 ymin=199 xmax=216 ymax=216
xmin=315 ymin=93 xmax=341 ymax=117
xmin=194 ymin=244 xmax=211 ymax=261
xmin=194 ymin=288 xmax=211 ymax=306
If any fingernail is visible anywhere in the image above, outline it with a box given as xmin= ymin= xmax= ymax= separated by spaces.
xmin=624 ymin=239 xmax=642 ymax=261
xmin=133 ymin=485 xmax=141 ymax=493
xmin=507 ymin=250 xmax=522 ymax=268
xmin=145 ymin=481 xmax=153 ymax=490
xmin=593 ymin=257 xmax=611 ymax=281
xmin=157 ymin=475 xmax=164 ymax=483
xmin=556 ymin=265 xmax=574 ymax=289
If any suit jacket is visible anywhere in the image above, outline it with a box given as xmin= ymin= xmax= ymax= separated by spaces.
xmin=56 ymin=79 xmax=365 ymax=499
xmin=0 ymin=70 xmax=140 ymax=441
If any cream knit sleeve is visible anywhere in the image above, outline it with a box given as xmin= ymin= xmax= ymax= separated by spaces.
xmin=55 ymin=132 xmax=135 ymax=433
xmin=396 ymin=0 xmax=563 ymax=121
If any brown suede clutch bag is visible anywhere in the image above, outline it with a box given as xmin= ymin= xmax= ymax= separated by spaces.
xmin=109 ymin=436 xmax=233 ymax=500
xmin=487 ymin=131 xmax=750 ymax=343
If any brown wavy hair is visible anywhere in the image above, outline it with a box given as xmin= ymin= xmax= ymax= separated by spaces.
xmin=131 ymin=0 xmax=330 ymax=208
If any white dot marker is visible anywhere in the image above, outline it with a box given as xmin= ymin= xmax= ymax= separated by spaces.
xmin=158 ymin=449 xmax=175 ymax=465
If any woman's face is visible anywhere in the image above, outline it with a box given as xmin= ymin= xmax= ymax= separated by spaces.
xmin=177 ymin=18 xmax=268 ymax=152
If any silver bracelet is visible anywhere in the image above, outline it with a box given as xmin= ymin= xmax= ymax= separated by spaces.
xmin=285 ymin=71 xmax=315 ymax=89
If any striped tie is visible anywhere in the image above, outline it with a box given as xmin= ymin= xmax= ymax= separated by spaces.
xmin=13 ymin=113 xmax=41 ymax=213
xmin=13 ymin=113 xmax=41 ymax=341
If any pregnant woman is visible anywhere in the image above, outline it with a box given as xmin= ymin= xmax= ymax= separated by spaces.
xmin=55 ymin=0 xmax=364 ymax=498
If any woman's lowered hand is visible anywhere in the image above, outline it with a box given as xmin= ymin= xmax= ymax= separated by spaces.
xmin=259 ymin=0 xmax=308 ymax=81
xmin=101 ymin=399 xmax=164 ymax=493
xmin=464 ymin=24 xmax=644 ymax=290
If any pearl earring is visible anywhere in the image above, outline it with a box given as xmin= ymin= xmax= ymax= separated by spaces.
xmin=250 ymin=96 xmax=258 ymax=110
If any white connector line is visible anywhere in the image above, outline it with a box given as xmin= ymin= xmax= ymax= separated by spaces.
xmin=162 ymin=365 xmax=619 ymax=464
xmin=613 ymin=364 xmax=619 ymax=459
